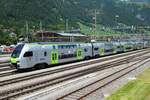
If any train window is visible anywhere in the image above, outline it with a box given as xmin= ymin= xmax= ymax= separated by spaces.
xmin=58 ymin=46 xmax=61 ymax=49
xmin=105 ymin=49 xmax=114 ymax=53
xmin=117 ymin=46 xmax=121 ymax=48
xmin=69 ymin=45 xmax=73 ymax=48
xmin=59 ymin=55 xmax=61 ymax=59
xmin=105 ymin=49 xmax=110 ymax=52
xmin=84 ymin=48 xmax=88 ymax=52
xmin=61 ymin=45 xmax=63 ymax=49
xmin=44 ymin=52 xmax=47 ymax=56
xmin=59 ymin=53 xmax=76 ymax=59
xmin=67 ymin=45 xmax=69 ymax=48
xmin=24 ymin=51 xmax=33 ymax=57
xmin=53 ymin=46 xmax=56 ymax=49
xmin=94 ymin=48 xmax=99 ymax=51
xmin=69 ymin=45 xmax=71 ymax=48
xmin=73 ymin=45 xmax=76 ymax=48
xmin=64 ymin=45 xmax=66 ymax=48
xmin=66 ymin=45 xmax=69 ymax=48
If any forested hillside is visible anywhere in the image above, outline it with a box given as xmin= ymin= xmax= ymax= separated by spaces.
xmin=0 ymin=0 xmax=150 ymax=29
xmin=0 ymin=0 xmax=150 ymax=44
xmin=130 ymin=0 xmax=150 ymax=3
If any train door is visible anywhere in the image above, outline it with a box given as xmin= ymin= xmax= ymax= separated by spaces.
xmin=113 ymin=45 xmax=117 ymax=54
xmin=77 ymin=49 xmax=83 ymax=60
xmin=51 ymin=50 xmax=58 ymax=64
xmin=99 ymin=48 xmax=105 ymax=56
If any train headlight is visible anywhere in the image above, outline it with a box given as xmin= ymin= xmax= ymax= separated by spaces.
xmin=11 ymin=58 xmax=19 ymax=64
xmin=17 ymin=62 xmax=20 ymax=65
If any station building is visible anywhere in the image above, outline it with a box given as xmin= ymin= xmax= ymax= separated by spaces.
xmin=34 ymin=31 xmax=87 ymax=42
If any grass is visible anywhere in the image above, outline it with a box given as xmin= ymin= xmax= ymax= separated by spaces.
xmin=0 ymin=54 xmax=8 ymax=57
xmin=78 ymin=22 xmax=127 ymax=36
xmin=106 ymin=68 xmax=150 ymax=100
xmin=0 ymin=54 xmax=4 ymax=57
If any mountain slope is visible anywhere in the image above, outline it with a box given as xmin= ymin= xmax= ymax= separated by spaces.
xmin=0 ymin=0 xmax=150 ymax=31
xmin=129 ymin=0 xmax=150 ymax=3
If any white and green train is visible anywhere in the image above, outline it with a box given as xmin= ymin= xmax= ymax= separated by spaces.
xmin=10 ymin=41 xmax=149 ymax=70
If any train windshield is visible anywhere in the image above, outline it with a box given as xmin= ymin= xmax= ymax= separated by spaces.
xmin=11 ymin=44 xmax=24 ymax=58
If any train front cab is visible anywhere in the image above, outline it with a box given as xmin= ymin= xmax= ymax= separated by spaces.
xmin=11 ymin=44 xmax=37 ymax=70
xmin=10 ymin=44 xmax=25 ymax=69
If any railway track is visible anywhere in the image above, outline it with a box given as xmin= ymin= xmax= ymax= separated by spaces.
xmin=0 ymin=62 xmax=12 ymax=72
xmin=0 ymin=54 xmax=11 ymax=72
xmin=0 ymin=49 xmax=149 ymax=100
xmin=57 ymin=58 xmax=150 ymax=100
xmin=17 ymin=56 xmax=150 ymax=100
xmin=0 ymin=62 xmax=10 ymax=67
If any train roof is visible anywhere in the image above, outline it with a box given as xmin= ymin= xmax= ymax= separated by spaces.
xmin=19 ymin=42 xmax=92 ymax=47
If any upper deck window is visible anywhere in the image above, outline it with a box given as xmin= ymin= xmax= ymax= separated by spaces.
xmin=24 ymin=51 xmax=33 ymax=57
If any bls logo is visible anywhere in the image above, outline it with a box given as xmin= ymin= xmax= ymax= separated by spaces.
xmin=29 ymin=57 xmax=31 ymax=61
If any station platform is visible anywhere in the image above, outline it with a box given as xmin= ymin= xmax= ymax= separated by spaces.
xmin=0 ymin=56 xmax=10 ymax=63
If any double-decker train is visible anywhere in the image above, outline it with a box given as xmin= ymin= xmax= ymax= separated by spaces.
xmin=10 ymin=40 xmax=150 ymax=70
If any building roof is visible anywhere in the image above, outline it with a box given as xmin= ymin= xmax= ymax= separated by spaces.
xmin=35 ymin=31 xmax=86 ymax=37
xmin=57 ymin=32 xmax=85 ymax=37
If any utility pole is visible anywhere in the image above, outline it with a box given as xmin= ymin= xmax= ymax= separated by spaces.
xmin=115 ymin=15 xmax=119 ymax=24
xmin=61 ymin=0 xmax=69 ymax=32
xmin=94 ymin=9 xmax=97 ymax=35
xmin=25 ymin=21 xmax=29 ymax=42
xmin=66 ymin=19 xmax=69 ymax=32
xmin=93 ymin=9 xmax=102 ymax=39
xmin=92 ymin=9 xmax=98 ymax=40
xmin=115 ymin=15 xmax=119 ymax=33
xmin=40 ymin=21 xmax=44 ymax=41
